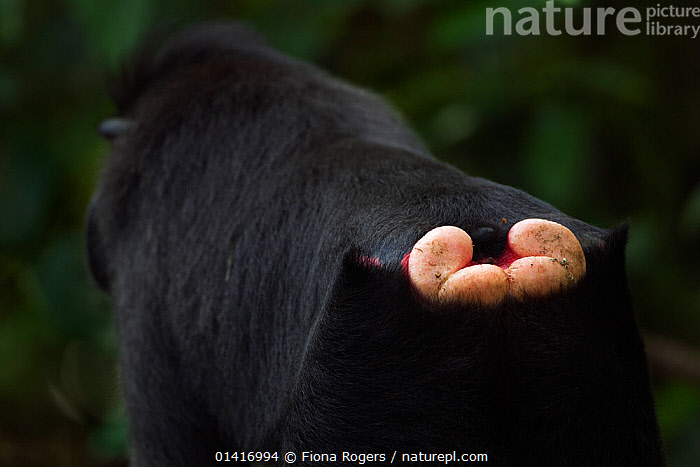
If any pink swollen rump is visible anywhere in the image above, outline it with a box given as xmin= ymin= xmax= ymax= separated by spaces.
xmin=406 ymin=219 xmax=586 ymax=306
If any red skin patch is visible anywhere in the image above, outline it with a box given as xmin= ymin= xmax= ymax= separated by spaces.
xmin=401 ymin=252 xmax=411 ymax=271
xmin=468 ymin=246 xmax=521 ymax=270
xmin=359 ymin=255 xmax=382 ymax=268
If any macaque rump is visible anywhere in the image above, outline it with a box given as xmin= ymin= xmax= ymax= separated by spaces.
xmin=407 ymin=219 xmax=586 ymax=305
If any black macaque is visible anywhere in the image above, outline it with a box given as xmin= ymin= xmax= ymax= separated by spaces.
xmin=86 ymin=22 xmax=665 ymax=466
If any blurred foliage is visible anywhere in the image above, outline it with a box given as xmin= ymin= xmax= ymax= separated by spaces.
xmin=1 ymin=0 xmax=699 ymax=465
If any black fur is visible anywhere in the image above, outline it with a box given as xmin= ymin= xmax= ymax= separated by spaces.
xmin=87 ymin=22 xmax=665 ymax=466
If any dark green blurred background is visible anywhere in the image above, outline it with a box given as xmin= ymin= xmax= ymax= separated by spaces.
xmin=1 ymin=0 xmax=699 ymax=465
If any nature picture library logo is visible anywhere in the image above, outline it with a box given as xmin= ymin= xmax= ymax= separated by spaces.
xmin=486 ymin=1 xmax=700 ymax=38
